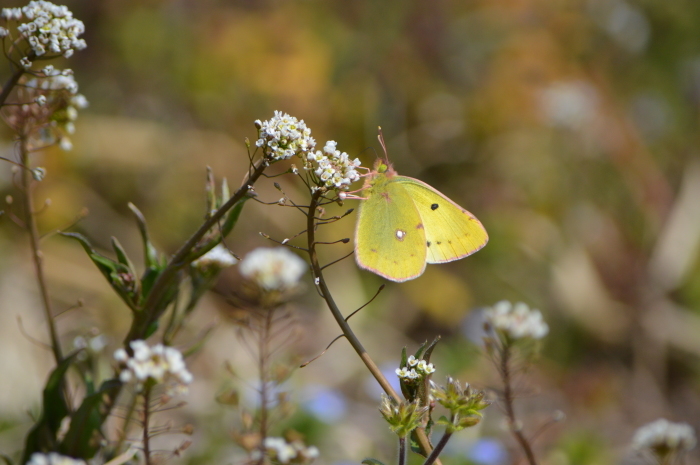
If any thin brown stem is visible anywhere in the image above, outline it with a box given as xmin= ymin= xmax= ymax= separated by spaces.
xmin=0 ymin=66 xmax=24 ymax=107
xmin=423 ymin=430 xmax=452 ymax=465
xmin=501 ymin=344 xmax=537 ymax=465
xmin=143 ymin=387 xmax=152 ymax=465
xmin=19 ymin=135 xmax=62 ymax=365
xmin=305 ymin=190 xmax=439 ymax=463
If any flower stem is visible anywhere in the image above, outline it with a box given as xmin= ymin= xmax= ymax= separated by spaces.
xmin=398 ymin=437 xmax=407 ymax=465
xmin=19 ymin=135 xmax=63 ymax=365
xmin=305 ymin=190 xmax=439 ymax=463
xmin=501 ymin=344 xmax=538 ymax=465
xmin=142 ymin=386 xmax=152 ymax=465
xmin=124 ymin=159 xmax=268 ymax=346
xmin=0 ymin=66 xmax=24 ymax=107
xmin=423 ymin=430 xmax=452 ymax=465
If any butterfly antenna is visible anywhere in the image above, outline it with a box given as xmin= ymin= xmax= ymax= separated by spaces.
xmin=377 ymin=126 xmax=389 ymax=161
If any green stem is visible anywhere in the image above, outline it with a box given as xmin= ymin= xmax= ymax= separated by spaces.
xmin=305 ymin=190 xmax=439 ymax=463
xmin=501 ymin=344 xmax=538 ymax=465
xmin=124 ymin=159 xmax=268 ymax=346
xmin=19 ymin=135 xmax=63 ymax=365
xmin=422 ymin=430 xmax=452 ymax=465
xmin=398 ymin=437 xmax=407 ymax=465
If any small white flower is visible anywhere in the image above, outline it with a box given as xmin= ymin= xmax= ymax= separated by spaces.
xmin=416 ymin=360 xmax=435 ymax=375
xmin=59 ymin=137 xmax=72 ymax=151
xmin=35 ymin=94 xmax=47 ymax=106
xmin=484 ymin=301 xmax=549 ymax=340
xmin=302 ymin=139 xmax=362 ymax=192
xmin=633 ymin=419 xmax=696 ymax=453
xmin=20 ymin=56 xmax=32 ymax=68
xmin=255 ymin=111 xmax=315 ymax=161
xmin=0 ymin=27 xmax=9 ymax=37
xmin=113 ymin=340 xmax=193 ymax=395
xmin=407 ymin=355 xmax=418 ymax=367
xmin=396 ymin=367 xmax=411 ymax=378
xmin=240 ymin=247 xmax=307 ymax=292
xmin=15 ymin=1 xmax=86 ymax=59
xmin=193 ymin=244 xmax=238 ymax=269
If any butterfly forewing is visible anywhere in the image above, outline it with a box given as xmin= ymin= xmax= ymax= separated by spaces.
xmin=355 ymin=175 xmax=428 ymax=282
xmin=396 ymin=176 xmax=488 ymax=264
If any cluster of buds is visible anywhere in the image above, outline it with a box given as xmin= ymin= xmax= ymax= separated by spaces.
xmin=254 ymin=112 xmax=365 ymax=195
xmin=114 ymin=340 xmax=193 ymax=395
xmin=305 ymin=140 xmax=362 ymax=191
xmin=396 ymin=355 xmax=435 ymax=382
xmin=378 ymin=394 xmax=429 ymax=438
xmin=255 ymin=111 xmax=316 ymax=161
xmin=431 ymin=377 xmax=490 ymax=433
xmin=1 ymin=1 xmax=86 ymax=67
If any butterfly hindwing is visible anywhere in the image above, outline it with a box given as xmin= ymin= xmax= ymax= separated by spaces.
xmin=355 ymin=173 xmax=428 ymax=282
xmin=395 ymin=176 xmax=488 ymax=264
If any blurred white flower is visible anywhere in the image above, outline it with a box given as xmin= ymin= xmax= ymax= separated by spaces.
xmin=26 ymin=453 xmax=85 ymax=465
xmin=114 ymin=340 xmax=193 ymax=395
xmin=484 ymin=301 xmax=549 ymax=340
xmin=539 ymin=80 xmax=599 ymax=130
xmin=193 ymin=244 xmax=238 ymax=269
xmin=632 ymin=419 xmax=696 ymax=453
xmin=263 ymin=437 xmax=319 ymax=464
xmin=240 ymin=247 xmax=307 ymax=292
xmin=255 ymin=111 xmax=315 ymax=161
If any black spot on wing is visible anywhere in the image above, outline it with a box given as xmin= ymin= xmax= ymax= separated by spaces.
xmin=427 ymin=241 xmax=432 ymax=247
xmin=431 ymin=203 xmax=439 ymax=210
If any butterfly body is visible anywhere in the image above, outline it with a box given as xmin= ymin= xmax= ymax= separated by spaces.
xmin=355 ymin=159 xmax=488 ymax=282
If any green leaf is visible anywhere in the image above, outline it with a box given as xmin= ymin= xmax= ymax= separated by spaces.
xmin=400 ymin=347 xmax=408 ymax=368
xmin=409 ymin=432 xmax=425 ymax=457
xmin=59 ymin=379 xmax=121 ymax=458
xmin=128 ymin=203 xmax=159 ymax=269
xmin=21 ymin=353 xmax=79 ymax=464
xmin=111 ymin=237 xmax=140 ymax=294
xmin=414 ymin=340 xmax=428 ymax=360
xmin=361 ymin=459 xmax=387 ymax=465
xmin=422 ymin=336 xmax=441 ymax=364
xmin=220 ymin=197 xmax=249 ymax=239
xmin=62 ymin=233 xmax=138 ymax=310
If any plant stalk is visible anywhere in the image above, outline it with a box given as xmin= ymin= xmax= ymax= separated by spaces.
xmin=501 ymin=344 xmax=537 ymax=465
xmin=20 ymin=136 xmax=63 ymax=365
xmin=305 ymin=190 xmax=439 ymax=463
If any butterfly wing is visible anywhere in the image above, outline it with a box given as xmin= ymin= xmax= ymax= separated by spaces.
xmin=355 ymin=173 xmax=428 ymax=282
xmin=396 ymin=176 xmax=488 ymax=264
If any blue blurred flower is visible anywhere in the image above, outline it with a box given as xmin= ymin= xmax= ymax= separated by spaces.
xmin=301 ymin=385 xmax=347 ymax=423
xmin=468 ymin=438 xmax=509 ymax=465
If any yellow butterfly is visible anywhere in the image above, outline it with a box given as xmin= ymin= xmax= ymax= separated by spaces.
xmin=354 ymin=133 xmax=488 ymax=282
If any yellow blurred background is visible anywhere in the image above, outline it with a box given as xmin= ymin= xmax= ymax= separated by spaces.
xmin=1 ymin=0 xmax=700 ymax=464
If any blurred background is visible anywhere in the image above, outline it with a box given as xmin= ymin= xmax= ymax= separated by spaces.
xmin=1 ymin=0 xmax=700 ymax=464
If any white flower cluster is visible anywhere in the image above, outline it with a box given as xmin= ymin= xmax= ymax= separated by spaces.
xmin=114 ymin=340 xmax=193 ymax=395
xmin=255 ymin=111 xmax=316 ymax=161
xmin=632 ymin=419 xmax=696 ymax=453
xmin=396 ymin=355 xmax=436 ymax=380
xmin=26 ymin=452 xmax=86 ymax=465
xmin=2 ymin=1 xmax=86 ymax=63
xmin=484 ymin=301 xmax=549 ymax=340
xmin=240 ymin=247 xmax=307 ymax=292
xmin=193 ymin=244 xmax=238 ymax=269
xmin=306 ymin=140 xmax=362 ymax=190
xmin=261 ymin=437 xmax=319 ymax=464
